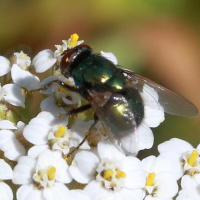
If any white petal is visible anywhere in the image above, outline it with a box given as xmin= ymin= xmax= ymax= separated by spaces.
xmin=13 ymin=156 xmax=36 ymax=184
xmin=142 ymin=155 xmax=156 ymax=172
xmin=142 ymin=156 xmax=175 ymax=177
xmin=43 ymin=182 xmax=70 ymax=200
xmin=181 ymin=175 xmax=198 ymax=190
xmin=142 ymin=84 xmax=159 ymax=108
xmin=115 ymin=188 xmax=144 ymax=200
xmin=0 ymin=120 xmax=16 ymax=129
xmin=36 ymin=150 xmax=61 ymax=171
xmin=118 ymin=130 xmax=139 ymax=156
xmin=17 ymin=184 xmax=45 ymax=200
xmin=0 ymin=159 xmax=13 ymax=180
xmin=28 ymin=145 xmax=49 ymax=158
xmin=32 ymin=49 xmax=57 ymax=73
xmin=98 ymin=139 xmax=125 ymax=160
xmin=40 ymin=96 xmax=67 ymax=115
xmin=23 ymin=118 xmax=51 ymax=145
xmin=138 ymin=123 xmax=154 ymax=151
xmin=123 ymin=156 xmax=146 ymax=189
xmin=158 ymin=138 xmax=193 ymax=154
xmin=143 ymin=106 xmax=165 ymax=127
xmin=0 ymin=130 xmax=14 ymax=144
xmin=0 ymin=130 xmax=26 ymax=161
xmin=3 ymin=84 xmax=25 ymax=107
xmin=36 ymin=111 xmax=68 ymax=126
xmin=158 ymin=151 xmax=183 ymax=180
xmin=69 ymin=190 xmax=90 ymax=200
xmin=154 ymin=172 xmax=178 ymax=199
xmin=0 ymin=56 xmax=11 ymax=76
xmin=100 ymin=51 xmax=118 ymax=65
xmin=84 ymin=181 xmax=114 ymax=200
xmin=55 ymin=155 xmax=72 ymax=183
xmin=176 ymin=189 xmax=200 ymax=200
xmin=0 ymin=182 xmax=13 ymax=200
xmin=11 ymin=64 xmax=40 ymax=90
xmin=69 ymin=151 xmax=99 ymax=184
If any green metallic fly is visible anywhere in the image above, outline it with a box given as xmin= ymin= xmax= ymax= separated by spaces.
xmin=36 ymin=36 xmax=198 ymax=156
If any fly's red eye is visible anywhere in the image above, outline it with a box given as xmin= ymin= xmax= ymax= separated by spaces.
xmin=60 ymin=44 xmax=92 ymax=76
xmin=60 ymin=49 xmax=77 ymax=75
xmin=76 ymin=44 xmax=92 ymax=51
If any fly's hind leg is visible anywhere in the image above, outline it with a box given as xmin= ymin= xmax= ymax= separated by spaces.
xmin=64 ymin=115 xmax=99 ymax=160
xmin=23 ymin=79 xmax=77 ymax=94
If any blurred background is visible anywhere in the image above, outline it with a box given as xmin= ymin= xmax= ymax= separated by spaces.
xmin=1 ymin=0 xmax=200 ymax=157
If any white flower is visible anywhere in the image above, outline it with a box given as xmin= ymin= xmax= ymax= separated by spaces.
xmin=47 ymin=119 xmax=92 ymax=154
xmin=32 ymin=33 xmax=84 ymax=73
xmin=13 ymin=51 xmax=31 ymax=70
xmin=13 ymin=150 xmax=72 ymax=200
xmin=158 ymin=138 xmax=200 ymax=181
xmin=0 ymin=121 xmax=26 ymax=161
xmin=70 ymin=139 xmax=145 ymax=200
xmin=24 ymin=111 xmax=90 ymax=155
xmin=0 ymin=159 xmax=13 ymax=200
xmin=23 ymin=111 xmax=68 ymax=145
xmin=142 ymin=155 xmax=178 ymax=200
xmin=0 ymin=56 xmax=11 ymax=76
xmin=1 ymin=83 xmax=25 ymax=107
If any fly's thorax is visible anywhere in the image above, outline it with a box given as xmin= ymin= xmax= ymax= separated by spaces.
xmin=71 ymin=54 xmax=126 ymax=95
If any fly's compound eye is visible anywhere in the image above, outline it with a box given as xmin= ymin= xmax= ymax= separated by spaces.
xmin=60 ymin=49 xmax=77 ymax=76
xmin=60 ymin=44 xmax=92 ymax=76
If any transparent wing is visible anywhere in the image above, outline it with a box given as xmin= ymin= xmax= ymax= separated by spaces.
xmin=87 ymin=89 xmax=139 ymax=156
xmin=122 ymin=68 xmax=198 ymax=118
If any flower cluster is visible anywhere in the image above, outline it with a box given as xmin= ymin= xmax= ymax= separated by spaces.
xmin=0 ymin=33 xmax=198 ymax=200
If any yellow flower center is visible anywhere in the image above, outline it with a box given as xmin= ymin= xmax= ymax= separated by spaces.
xmin=69 ymin=33 xmax=79 ymax=47
xmin=188 ymin=150 xmax=198 ymax=166
xmin=103 ymin=169 xmax=113 ymax=181
xmin=48 ymin=167 xmax=56 ymax=180
xmin=146 ymin=173 xmax=155 ymax=186
xmin=116 ymin=170 xmax=126 ymax=178
xmin=54 ymin=126 xmax=66 ymax=137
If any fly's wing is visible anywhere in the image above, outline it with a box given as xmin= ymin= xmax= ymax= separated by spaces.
xmin=122 ymin=68 xmax=198 ymax=118
xmin=87 ymin=90 xmax=139 ymax=156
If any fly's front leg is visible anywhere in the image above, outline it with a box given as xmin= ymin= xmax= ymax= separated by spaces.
xmin=64 ymin=115 xmax=98 ymax=160
xmin=24 ymin=80 xmax=77 ymax=94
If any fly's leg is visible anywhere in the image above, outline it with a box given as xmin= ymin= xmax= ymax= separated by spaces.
xmin=66 ymin=104 xmax=91 ymax=115
xmin=64 ymin=115 xmax=98 ymax=160
xmin=23 ymin=80 xmax=77 ymax=94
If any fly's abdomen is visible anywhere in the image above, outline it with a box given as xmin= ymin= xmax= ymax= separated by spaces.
xmin=101 ymin=86 xmax=144 ymax=139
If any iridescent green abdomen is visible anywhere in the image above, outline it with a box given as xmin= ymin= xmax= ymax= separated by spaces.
xmin=101 ymin=86 xmax=144 ymax=138
xmin=71 ymin=54 xmax=126 ymax=96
